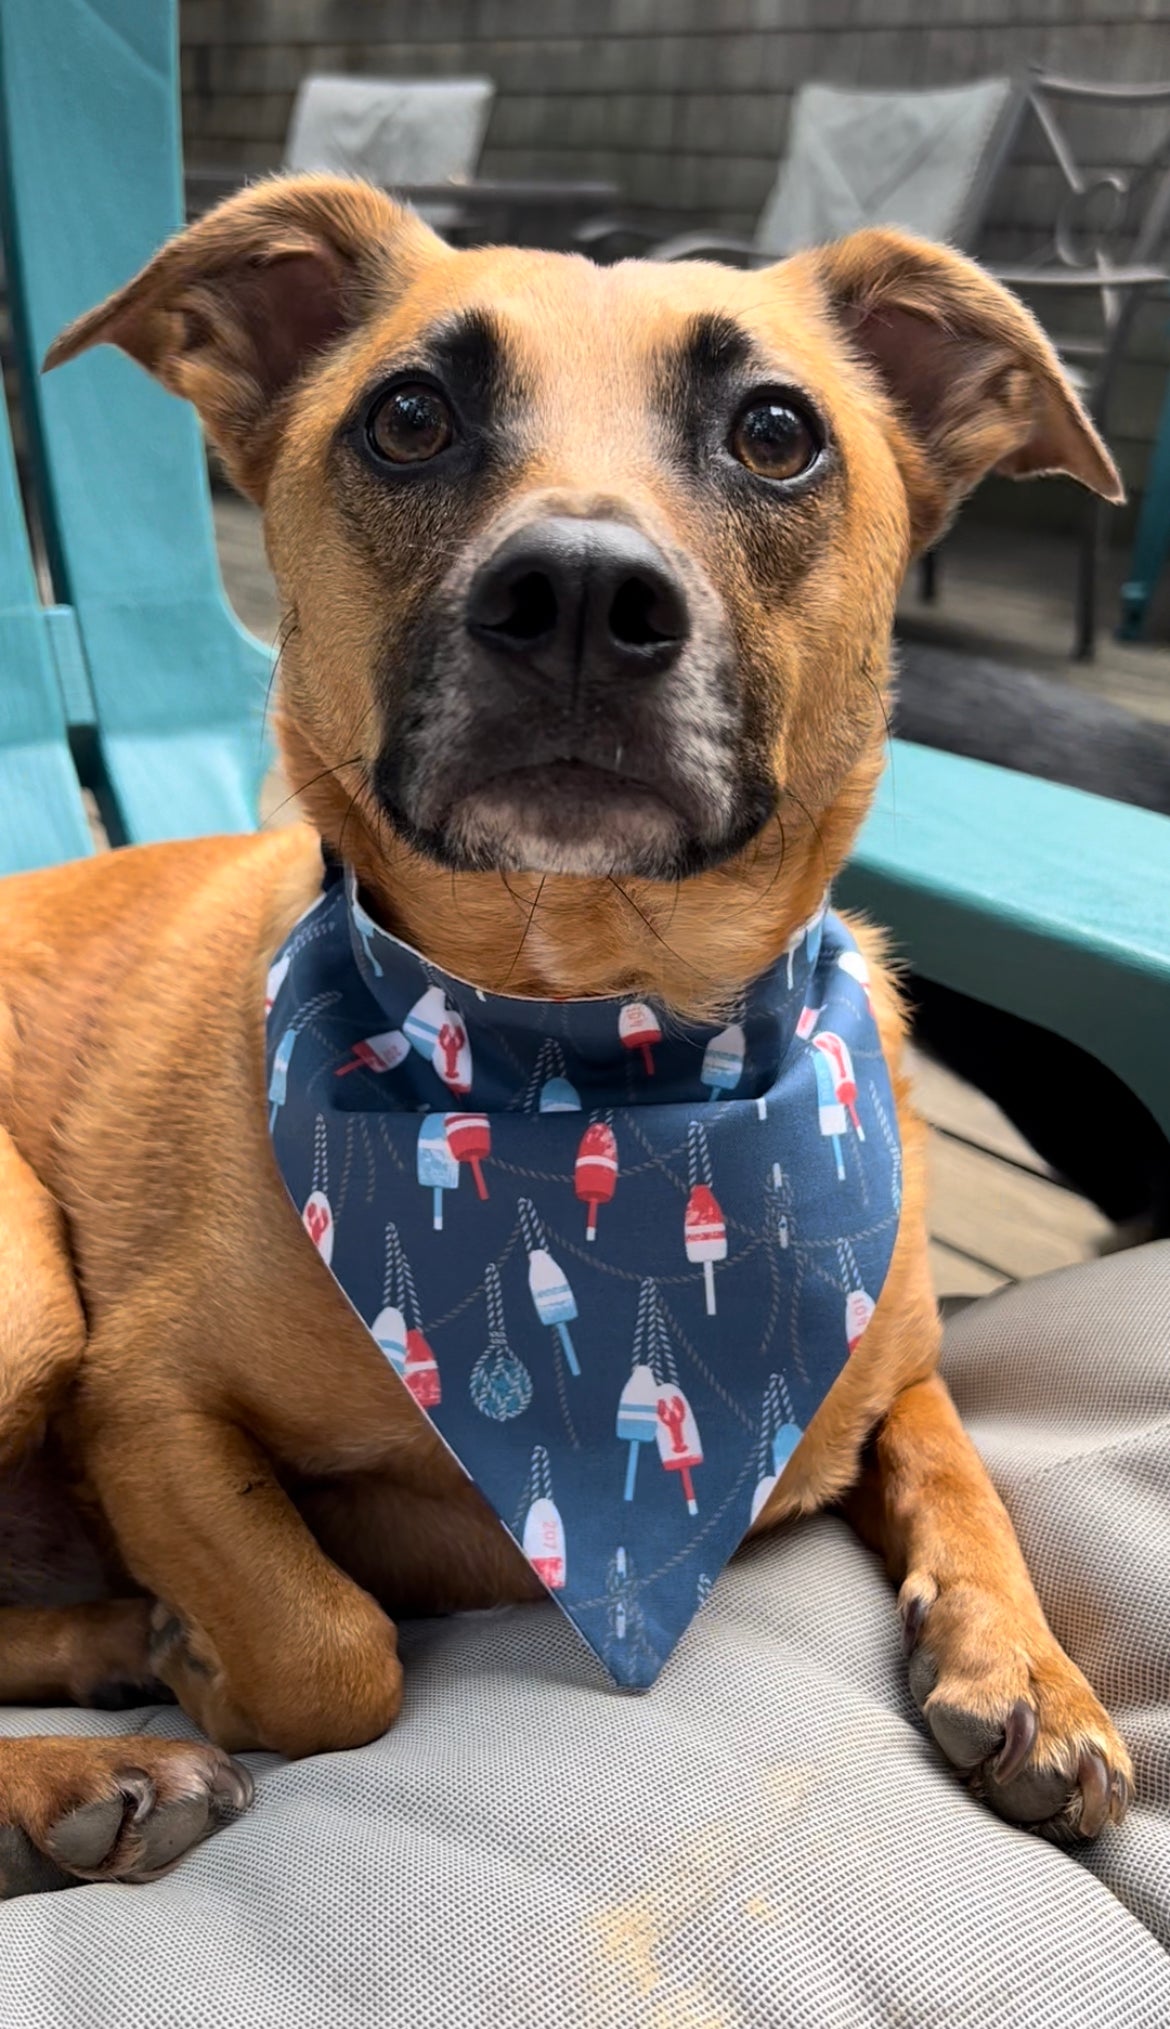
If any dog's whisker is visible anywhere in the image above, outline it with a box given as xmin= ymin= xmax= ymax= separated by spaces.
xmin=262 ymin=755 xmax=364 ymax=830
xmin=499 ymin=875 xmax=548 ymax=990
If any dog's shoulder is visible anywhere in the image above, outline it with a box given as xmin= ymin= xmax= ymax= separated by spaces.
xmin=0 ymin=826 xmax=323 ymax=1141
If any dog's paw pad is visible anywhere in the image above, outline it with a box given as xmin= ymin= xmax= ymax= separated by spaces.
xmin=901 ymin=1582 xmax=1132 ymax=1842
xmin=5 ymin=1740 xmax=254 ymax=1894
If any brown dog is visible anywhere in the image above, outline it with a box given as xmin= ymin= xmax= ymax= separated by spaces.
xmin=0 ymin=176 xmax=1130 ymax=1893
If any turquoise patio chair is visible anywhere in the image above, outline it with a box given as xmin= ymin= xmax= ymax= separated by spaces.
xmin=0 ymin=0 xmax=271 ymax=851
xmin=0 ymin=388 xmax=93 ymax=872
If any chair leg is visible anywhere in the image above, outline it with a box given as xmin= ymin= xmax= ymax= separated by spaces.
xmin=919 ymin=548 xmax=939 ymax=604
xmin=1074 ymin=494 xmax=1101 ymax=662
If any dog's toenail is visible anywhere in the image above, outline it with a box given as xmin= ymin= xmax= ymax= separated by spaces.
xmin=901 ymin=1594 xmax=927 ymax=1655
xmin=211 ymin=1761 xmax=255 ymax=1818
xmin=1077 ymin=1750 xmax=1111 ymax=1839
xmin=993 ymin=1699 xmax=1037 ymax=1785
xmin=1110 ymin=1769 xmax=1131 ymax=1822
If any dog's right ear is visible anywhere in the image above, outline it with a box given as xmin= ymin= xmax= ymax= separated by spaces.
xmin=45 ymin=174 xmax=446 ymax=503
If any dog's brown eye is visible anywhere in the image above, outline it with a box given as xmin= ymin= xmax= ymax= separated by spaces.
xmin=731 ymin=400 xmax=819 ymax=482
xmin=367 ymin=384 xmax=453 ymax=464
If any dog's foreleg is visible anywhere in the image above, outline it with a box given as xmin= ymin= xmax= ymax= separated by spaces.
xmin=78 ymin=1385 xmax=403 ymax=1758
xmin=843 ymin=1373 xmax=1132 ymax=1840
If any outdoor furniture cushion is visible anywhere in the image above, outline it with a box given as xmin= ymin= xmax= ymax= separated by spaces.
xmin=2 ymin=1244 xmax=1168 ymax=2026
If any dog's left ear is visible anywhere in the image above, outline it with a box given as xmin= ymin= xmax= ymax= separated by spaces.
xmin=802 ymin=228 xmax=1122 ymax=552
xmin=44 ymin=173 xmax=446 ymax=502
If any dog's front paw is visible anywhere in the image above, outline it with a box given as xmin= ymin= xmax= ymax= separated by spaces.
xmin=0 ymin=1737 xmax=252 ymax=1896
xmin=900 ymin=1577 xmax=1132 ymax=1842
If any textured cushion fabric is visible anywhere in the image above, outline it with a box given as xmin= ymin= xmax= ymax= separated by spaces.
xmin=2 ymin=1245 xmax=1168 ymax=2027
xmin=756 ymin=78 xmax=1016 ymax=257
xmin=284 ymin=75 xmax=494 ymax=227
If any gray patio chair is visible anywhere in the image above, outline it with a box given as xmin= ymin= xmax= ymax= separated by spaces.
xmin=284 ymin=74 xmax=495 ymax=230
xmin=579 ymin=78 xmax=1023 ymax=266
xmin=984 ymin=72 xmax=1170 ymax=659
xmin=186 ymin=74 xmax=495 ymax=229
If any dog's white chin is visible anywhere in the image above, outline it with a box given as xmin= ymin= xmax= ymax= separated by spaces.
xmin=446 ymin=768 xmax=688 ymax=877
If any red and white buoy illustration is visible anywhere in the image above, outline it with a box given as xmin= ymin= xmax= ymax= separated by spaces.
xmin=655 ymin=1389 xmax=703 ymax=1516
xmin=416 ymin=1112 xmax=460 ymax=1228
xmin=445 ymin=1112 xmax=491 ymax=1200
xmin=405 ymin=983 xmax=472 ymax=1094
xmin=520 ymin=1446 xmax=566 ymax=1590
xmin=519 ymin=1198 xmax=581 ymax=1375
xmin=334 ymin=1028 xmax=410 ymax=1079
xmin=684 ymin=1121 xmax=726 ymax=1315
xmin=840 ymin=1243 xmax=875 ymax=1353
xmin=811 ymin=1031 xmax=865 ymax=1182
xmin=619 ymin=1001 xmax=662 ymax=1076
xmin=620 ymin=1281 xmax=703 ymax=1517
xmin=750 ymin=1372 xmax=803 ymax=1521
xmin=470 ymin=1263 xmax=532 ymax=1421
xmin=701 ymin=1023 xmax=745 ymax=1102
xmin=575 ymin=1115 xmax=618 ymax=1241
xmin=369 ymin=1223 xmax=440 ymax=1406
xmin=302 ymin=1114 xmax=334 ymax=1266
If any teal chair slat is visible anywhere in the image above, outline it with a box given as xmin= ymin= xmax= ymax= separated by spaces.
xmin=839 ymin=740 xmax=1170 ymax=1139
xmin=0 ymin=0 xmax=271 ymax=845
xmin=0 ymin=394 xmax=92 ymax=873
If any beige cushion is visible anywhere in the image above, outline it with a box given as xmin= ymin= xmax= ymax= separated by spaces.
xmin=3 ymin=1245 xmax=1169 ymax=2025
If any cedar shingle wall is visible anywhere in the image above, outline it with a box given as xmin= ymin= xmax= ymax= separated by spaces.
xmin=181 ymin=0 xmax=1170 ymax=512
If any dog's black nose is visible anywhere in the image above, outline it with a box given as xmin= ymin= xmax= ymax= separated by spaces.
xmin=465 ymin=517 xmax=689 ymax=685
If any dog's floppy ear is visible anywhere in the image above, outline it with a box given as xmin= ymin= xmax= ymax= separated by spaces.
xmin=45 ymin=173 xmax=446 ymax=502
xmin=801 ymin=228 xmax=1122 ymax=552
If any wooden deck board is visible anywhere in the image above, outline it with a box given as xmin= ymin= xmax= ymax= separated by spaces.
xmin=214 ymin=495 xmax=1120 ymax=1300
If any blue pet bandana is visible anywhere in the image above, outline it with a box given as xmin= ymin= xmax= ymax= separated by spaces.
xmin=265 ymin=861 xmax=901 ymax=1688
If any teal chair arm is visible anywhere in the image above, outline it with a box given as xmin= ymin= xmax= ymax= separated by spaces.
xmin=838 ymin=740 xmax=1170 ymax=1141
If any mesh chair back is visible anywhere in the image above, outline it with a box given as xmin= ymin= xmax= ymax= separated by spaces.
xmin=756 ymin=78 xmax=1021 ymax=257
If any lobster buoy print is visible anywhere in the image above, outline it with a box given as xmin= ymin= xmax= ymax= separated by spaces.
xmin=684 ymin=1185 xmax=726 ymax=1316
xmin=417 ymin=1113 xmax=460 ymax=1229
xmin=445 ymin=1113 xmax=491 ymax=1199
xmin=523 ymin=1497 xmax=566 ymax=1590
xmin=619 ymin=1001 xmax=661 ymax=1076
xmin=370 ymin=1303 xmax=407 ymax=1379
xmin=302 ymin=1189 xmax=334 ymax=1266
xmin=334 ymin=1029 xmax=410 ymax=1078
xmin=655 ymin=1386 xmax=703 ymax=1516
xmin=845 ymin=1287 xmax=876 ymax=1353
xmin=575 ymin=1119 xmax=618 ymax=1241
xmin=701 ymin=1024 xmax=745 ymax=1101
xmin=616 ymin=1361 xmax=659 ymax=1501
xmin=404 ymin=1327 xmax=441 ymax=1407
xmin=521 ymin=1447 xmax=565 ymax=1589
